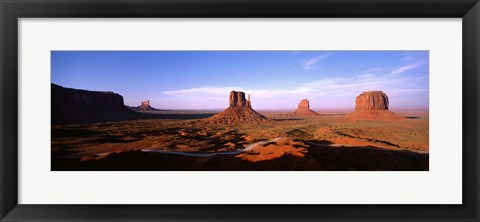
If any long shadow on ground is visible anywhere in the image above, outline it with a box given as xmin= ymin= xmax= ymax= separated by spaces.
xmin=52 ymin=142 xmax=428 ymax=171
xmin=52 ymin=112 xmax=216 ymax=125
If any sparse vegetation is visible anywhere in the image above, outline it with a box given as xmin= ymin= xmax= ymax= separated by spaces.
xmin=52 ymin=110 xmax=429 ymax=171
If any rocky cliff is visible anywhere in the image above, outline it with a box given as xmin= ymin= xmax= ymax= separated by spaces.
xmin=354 ymin=91 xmax=389 ymax=110
xmin=229 ymin=91 xmax=252 ymax=108
xmin=200 ymin=91 xmax=267 ymax=124
xmin=346 ymin=91 xmax=403 ymax=121
xmin=298 ymin=99 xmax=310 ymax=109
xmin=52 ymin=83 xmax=140 ymax=124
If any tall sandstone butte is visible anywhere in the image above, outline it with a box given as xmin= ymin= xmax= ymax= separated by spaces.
xmin=201 ymin=91 xmax=267 ymax=124
xmin=298 ymin=99 xmax=310 ymax=109
xmin=291 ymin=99 xmax=320 ymax=117
xmin=229 ymin=91 xmax=252 ymax=108
xmin=346 ymin=91 xmax=404 ymax=121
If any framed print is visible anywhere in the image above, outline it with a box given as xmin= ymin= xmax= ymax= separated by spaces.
xmin=1 ymin=0 xmax=479 ymax=221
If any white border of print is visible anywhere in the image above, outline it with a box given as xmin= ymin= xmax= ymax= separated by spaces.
xmin=18 ymin=18 xmax=461 ymax=204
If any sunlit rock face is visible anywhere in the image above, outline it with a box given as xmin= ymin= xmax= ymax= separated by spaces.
xmin=229 ymin=91 xmax=251 ymax=108
xmin=292 ymin=99 xmax=320 ymax=117
xmin=201 ymin=91 xmax=267 ymax=125
xmin=346 ymin=91 xmax=404 ymax=121
xmin=354 ymin=91 xmax=389 ymax=111
xmin=298 ymin=99 xmax=310 ymax=109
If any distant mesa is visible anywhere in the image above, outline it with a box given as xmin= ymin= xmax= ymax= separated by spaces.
xmin=201 ymin=91 xmax=268 ymax=124
xmin=51 ymin=83 xmax=140 ymax=124
xmin=290 ymin=99 xmax=320 ymax=118
xmin=345 ymin=91 xmax=404 ymax=121
xmin=129 ymin=100 xmax=160 ymax=112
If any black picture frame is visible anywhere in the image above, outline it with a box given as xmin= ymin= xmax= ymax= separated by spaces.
xmin=1 ymin=0 xmax=479 ymax=221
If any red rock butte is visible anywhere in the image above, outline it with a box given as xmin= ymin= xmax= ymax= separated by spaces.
xmin=201 ymin=91 xmax=268 ymax=124
xmin=354 ymin=91 xmax=389 ymax=110
xmin=139 ymin=100 xmax=151 ymax=111
xmin=129 ymin=100 xmax=160 ymax=112
xmin=346 ymin=91 xmax=404 ymax=121
xmin=230 ymin=91 xmax=251 ymax=108
xmin=291 ymin=99 xmax=320 ymax=117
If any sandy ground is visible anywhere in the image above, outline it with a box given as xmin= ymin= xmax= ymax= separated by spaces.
xmin=51 ymin=110 xmax=429 ymax=171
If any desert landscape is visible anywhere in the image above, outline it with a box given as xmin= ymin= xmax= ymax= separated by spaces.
xmin=51 ymin=51 xmax=429 ymax=171
xmin=51 ymin=87 xmax=428 ymax=171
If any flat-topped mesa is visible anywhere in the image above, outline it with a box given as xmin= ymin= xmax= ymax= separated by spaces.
xmin=355 ymin=91 xmax=389 ymax=111
xmin=51 ymin=83 xmax=125 ymax=106
xmin=51 ymin=83 xmax=139 ymax=124
xmin=346 ymin=91 xmax=404 ymax=121
xmin=200 ymin=90 xmax=267 ymax=124
xmin=291 ymin=99 xmax=320 ymax=117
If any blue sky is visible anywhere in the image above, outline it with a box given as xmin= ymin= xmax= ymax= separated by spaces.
xmin=51 ymin=51 xmax=429 ymax=110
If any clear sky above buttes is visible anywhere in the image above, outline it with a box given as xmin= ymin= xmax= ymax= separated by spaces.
xmin=51 ymin=51 xmax=429 ymax=110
